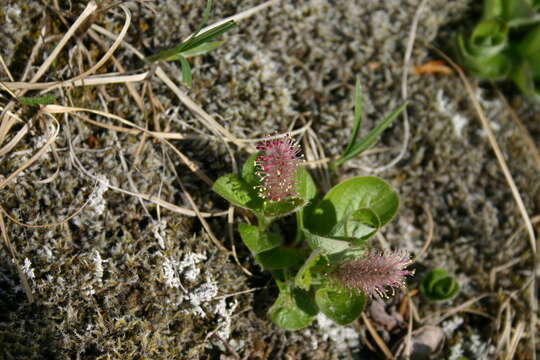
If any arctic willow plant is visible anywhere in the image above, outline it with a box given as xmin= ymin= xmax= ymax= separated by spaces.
xmin=213 ymin=81 xmax=410 ymax=330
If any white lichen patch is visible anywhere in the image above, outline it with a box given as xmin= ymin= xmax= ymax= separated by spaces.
xmin=178 ymin=252 xmax=207 ymax=283
xmin=162 ymin=258 xmax=182 ymax=289
xmin=152 ymin=220 xmax=167 ymax=250
xmin=92 ymin=250 xmax=104 ymax=282
xmin=215 ymin=298 xmax=239 ymax=340
xmin=436 ymin=89 xmax=468 ymax=139
xmin=316 ymin=313 xmax=359 ymax=352
xmin=189 ymin=280 xmax=219 ymax=317
xmin=468 ymin=334 xmax=495 ymax=360
xmin=87 ymin=175 xmax=109 ymax=216
xmin=442 ymin=316 xmax=463 ymax=336
xmin=21 ymin=258 xmax=35 ymax=281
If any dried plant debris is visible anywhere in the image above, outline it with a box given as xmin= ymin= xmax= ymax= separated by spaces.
xmin=1 ymin=0 xmax=539 ymax=359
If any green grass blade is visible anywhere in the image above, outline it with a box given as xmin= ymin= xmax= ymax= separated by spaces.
xmin=178 ymin=56 xmax=192 ymax=87
xmin=179 ymin=41 xmax=223 ymax=58
xmin=192 ymin=0 xmax=214 ymax=37
xmin=18 ymin=94 xmax=57 ymax=106
xmin=148 ymin=21 xmax=236 ymax=62
xmin=180 ymin=20 xmax=236 ymax=53
xmin=344 ymin=76 xmax=363 ymax=155
xmin=333 ymin=102 xmax=408 ymax=168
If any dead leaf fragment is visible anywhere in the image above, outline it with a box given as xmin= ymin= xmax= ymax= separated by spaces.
xmin=414 ymin=60 xmax=453 ymax=75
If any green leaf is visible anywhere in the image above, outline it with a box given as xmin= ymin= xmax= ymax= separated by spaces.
xmin=268 ymin=286 xmax=317 ymax=330
xmin=344 ymin=76 xmax=364 ymax=155
xmin=294 ymin=167 xmax=317 ymax=245
xmin=420 ymin=269 xmax=460 ymax=302
xmin=178 ymin=21 xmax=236 ymax=56
xmin=512 ymin=59 xmax=540 ymax=101
xmin=212 ymin=174 xmax=263 ymax=212
xmin=178 ymin=56 xmax=192 ymax=87
xmin=330 ymin=208 xmax=381 ymax=244
xmin=193 ymin=0 xmax=214 ymax=37
xmin=238 ymin=223 xmax=283 ymax=254
xmin=333 ymin=102 xmax=408 ymax=168
xmin=482 ymin=0 xmax=504 ymax=20
xmin=295 ymin=249 xmax=327 ymax=290
xmin=174 ymin=41 xmax=223 ymax=58
xmin=263 ymin=197 xmax=306 ymax=218
xmin=326 ymin=246 xmax=367 ymax=265
xmin=18 ymin=94 xmax=57 ymax=106
xmin=303 ymin=176 xmax=399 ymax=237
xmin=148 ymin=21 xmax=236 ymax=62
xmin=303 ymin=229 xmax=352 ymax=254
xmin=255 ymin=247 xmax=306 ymax=270
xmin=455 ymin=19 xmax=512 ymax=80
xmin=518 ymin=24 xmax=540 ymax=56
xmin=296 ymin=167 xmax=317 ymax=201
xmin=241 ymin=153 xmax=261 ymax=188
xmin=315 ymin=285 xmax=367 ymax=325
xmin=501 ymin=0 xmax=536 ymax=23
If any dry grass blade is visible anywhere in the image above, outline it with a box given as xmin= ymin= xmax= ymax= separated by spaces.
xmin=169 ymin=161 xmax=229 ymax=253
xmin=41 ymin=4 xmax=132 ymax=94
xmin=0 ymin=213 xmax=34 ymax=303
xmin=0 ymin=54 xmax=14 ymax=81
xmin=424 ymin=294 xmax=490 ymax=323
xmin=505 ymin=321 xmax=526 ymax=360
xmin=414 ymin=203 xmax=434 ymax=261
xmin=362 ymin=313 xmax=395 ymax=360
xmin=29 ymin=1 xmax=98 ymax=85
xmin=0 ymin=114 xmax=59 ymax=191
xmin=495 ymin=87 xmax=540 ymax=173
xmin=42 ymin=104 xmax=213 ymax=185
xmin=4 ymin=72 xmax=149 ymax=91
xmin=434 ymin=47 xmax=537 ymax=360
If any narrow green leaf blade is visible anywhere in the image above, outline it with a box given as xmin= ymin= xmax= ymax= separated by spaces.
xmin=18 ymin=94 xmax=57 ymax=106
xmin=179 ymin=41 xmax=223 ymax=58
xmin=344 ymin=76 xmax=363 ymax=155
xmin=334 ymin=102 xmax=407 ymax=167
xmin=178 ymin=56 xmax=192 ymax=87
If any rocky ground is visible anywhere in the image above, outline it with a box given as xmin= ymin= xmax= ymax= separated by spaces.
xmin=0 ymin=0 xmax=539 ymax=359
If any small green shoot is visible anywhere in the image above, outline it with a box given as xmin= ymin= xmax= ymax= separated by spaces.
xmin=332 ymin=78 xmax=407 ymax=168
xmin=420 ymin=269 xmax=460 ymax=302
xmin=147 ymin=0 xmax=237 ymax=87
xmin=18 ymin=94 xmax=57 ymax=106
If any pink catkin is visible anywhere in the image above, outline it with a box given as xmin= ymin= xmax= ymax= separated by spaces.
xmin=255 ymin=135 xmax=302 ymax=201
xmin=332 ymin=250 xmax=413 ymax=298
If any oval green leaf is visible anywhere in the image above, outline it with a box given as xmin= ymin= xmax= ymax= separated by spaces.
xmin=304 ymin=176 xmax=398 ymax=236
xmin=315 ymin=285 xmax=367 ymax=325
xmin=212 ymin=173 xmax=263 ymax=212
xmin=255 ymin=247 xmax=306 ymax=270
xmin=238 ymin=223 xmax=283 ymax=254
xmin=269 ymin=288 xmax=316 ymax=330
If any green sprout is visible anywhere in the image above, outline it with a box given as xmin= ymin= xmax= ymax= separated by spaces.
xmin=420 ymin=269 xmax=460 ymax=302
xmin=148 ymin=0 xmax=236 ymax=87
xmin=456 ymin=0 xmax=540 ymax=101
